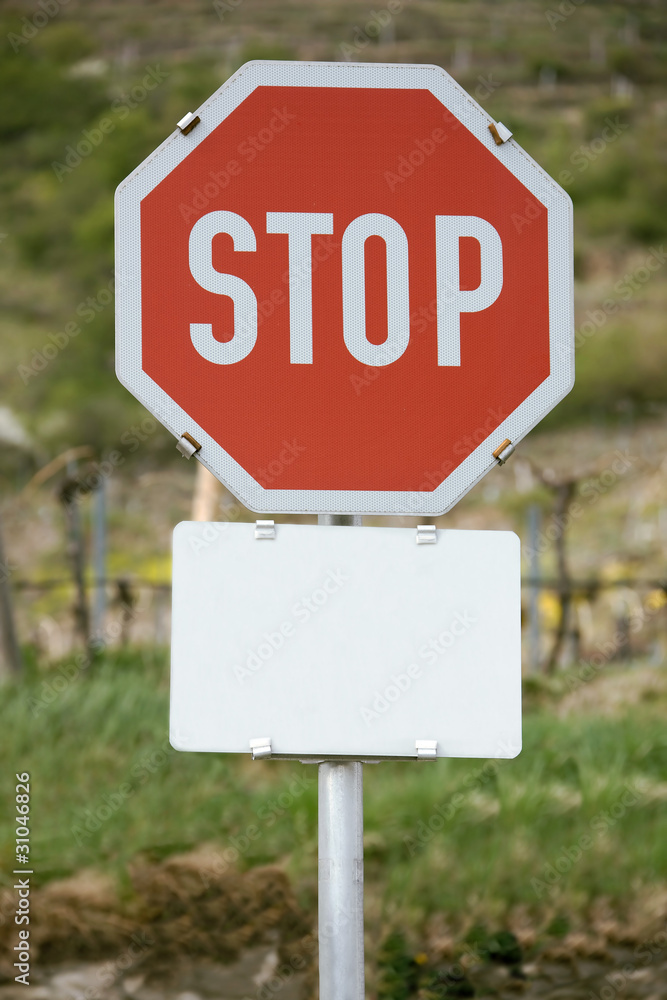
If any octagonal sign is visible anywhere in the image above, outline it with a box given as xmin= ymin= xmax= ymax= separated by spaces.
xmin=115 ymin=61 xmax=573 ymax=515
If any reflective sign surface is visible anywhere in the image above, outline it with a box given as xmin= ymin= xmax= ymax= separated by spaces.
xmin=117 ymin=61 xmax=574 ymax=514
xmin=170 ymin=522 xmax=522 ymax=759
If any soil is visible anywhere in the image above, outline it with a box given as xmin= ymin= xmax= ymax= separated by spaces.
xmin=1 ymin=846 xmax=666 ymax=999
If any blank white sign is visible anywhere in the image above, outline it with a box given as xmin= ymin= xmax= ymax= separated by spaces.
xmin=170 ymin=522 xmax=521 ymax=759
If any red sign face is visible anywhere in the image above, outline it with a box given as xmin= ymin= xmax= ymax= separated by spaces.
xmin=117 ymin=63 xmax=572 ymax=514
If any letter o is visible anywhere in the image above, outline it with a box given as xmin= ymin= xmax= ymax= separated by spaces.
xmin=342 ymin=213 xmax=411 ymax=366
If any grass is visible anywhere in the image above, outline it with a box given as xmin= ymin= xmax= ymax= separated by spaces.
xmin=1 ymin=647 xmax=666 ymax=937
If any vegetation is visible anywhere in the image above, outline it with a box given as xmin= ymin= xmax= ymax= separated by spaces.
xmin=1 ymin=647 xmax=666 ymax=940
xmin=0 ymin=0 xmax=666 ymax=479
xmin=0 ymin=3 xmax=666 ymax=986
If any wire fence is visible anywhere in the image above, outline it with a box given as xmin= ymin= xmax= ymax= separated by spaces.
xmin=7 ymin=569 xmax=666 ymax=674
xmin=1 ymin=452 xmax=666 ymax=675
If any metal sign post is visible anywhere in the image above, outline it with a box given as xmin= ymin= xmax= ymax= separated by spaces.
xmin=317 ymin=513 xmax=365 ymax=1000
xmin=318 ymin=760 xmax=365 ymax=1000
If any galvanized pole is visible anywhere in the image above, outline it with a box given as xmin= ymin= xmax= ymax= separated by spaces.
xmin=92 ymin=478 xmax=107 ymax=643
xmin=317 ymin=513 xmax=364 ymax=1000
xmin=318 ymin=514 xmax=362 ymax=528
xmin=318 ymin=760 xmax=365 ymax=1000
xmin=527 ymin=504 xmax=541 ymax=673
xmin=0 ymin=511 xmax=22 ymax=677
xmin=61 ymin=461 xmax=90 ymax=652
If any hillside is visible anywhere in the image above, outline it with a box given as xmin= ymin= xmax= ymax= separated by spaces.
xmin=1 ymin=0 xmax=666 ymax=484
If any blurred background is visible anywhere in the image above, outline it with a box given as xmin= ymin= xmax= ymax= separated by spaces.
xmin=0 ymin=1 xmax=666 ymax=998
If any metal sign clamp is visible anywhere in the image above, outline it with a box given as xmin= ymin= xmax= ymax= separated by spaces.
xmin=177 ymin=111 xmax=201 ymax=135
xmin=176 ymin=432 xmax=201 ymax=459
xmin=493 ymin=439 xmax=516 ymax=465
xmin=489 ymin=120 xmax=513 ymax=145
xmin=249 ymin=738 xmax=272 ymax=760
xmin=416 ymin=740 xmax=438 ymax=759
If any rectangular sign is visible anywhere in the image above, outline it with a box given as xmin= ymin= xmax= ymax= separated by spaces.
xmin=170 ymin=522 xmax=521 ymax=759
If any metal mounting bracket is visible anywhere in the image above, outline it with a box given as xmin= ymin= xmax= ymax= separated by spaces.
xmin=416 ymin=524 xmax=437 ymax=545
xmin=176 ymin=432 xmax=201 ymax=459
xmin=416 ymin=740 xmax=438 ymax=759
xmin=489 ymin=121 xmax=513 ymax=145
xmin=492 ymin=439 xmax=515 ymax=465
xmin=250 ymin=738 xmax=272 ymax=760
xmin=177 ymin=111 xmax=201 ymax=135
xmin=255 ymin=520 xmax=276 ymax=540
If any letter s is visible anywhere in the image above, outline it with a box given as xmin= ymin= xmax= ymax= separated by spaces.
xmin=419 ymin=644 xmax=437 ymax=666
xmin=292 ymin=602 xmax=309 ymax=623
xmin=570 ymin=149 xmax=587 ymax=171
xmin=189 ymin=211 xmax=258 ymax=364
xmin=580 ymin=482 xmax=597 ymax=503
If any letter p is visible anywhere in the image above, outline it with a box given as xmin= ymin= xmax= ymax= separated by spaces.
xmin=435 ymin=216 xmax=503 ymax=365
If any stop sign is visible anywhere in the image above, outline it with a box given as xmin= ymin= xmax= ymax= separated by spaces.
xmin=115 ymin=61 xmax=573 ymax=515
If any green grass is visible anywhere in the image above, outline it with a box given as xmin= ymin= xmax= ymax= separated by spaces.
xmin=1 ymin=648 xmax=666 ymax=933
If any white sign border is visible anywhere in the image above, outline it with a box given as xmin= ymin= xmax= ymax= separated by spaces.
xmin=115 ymin=60 xmax=574 ymax=516
xmin=169 ymin=521 xmax=522 ymax=760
